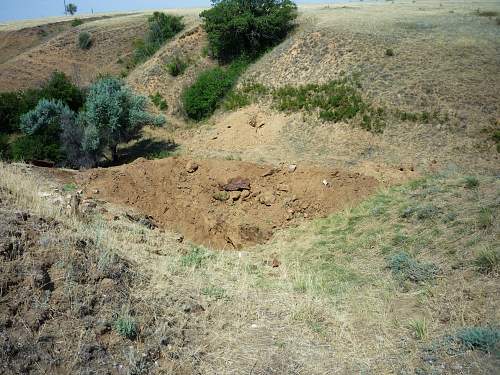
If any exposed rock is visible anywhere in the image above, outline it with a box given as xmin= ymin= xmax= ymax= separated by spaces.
xmin=186 ymin=161 xmax=199 ymax=173
xmin=288 ymin=164 xmax=297 ymax=173
xmin=229 ymin=191 xmax=241 ymax=201
xmin=261 ymin=168 xmax=277 ymax=177
xmin=223 ymin=177 xmax=251 ymax=191
xmin=240 ymin=190 xmax=251 ymax=200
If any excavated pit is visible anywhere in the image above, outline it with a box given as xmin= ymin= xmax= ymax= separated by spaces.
xmin=78 ymin=157 xmax=379 ymax=249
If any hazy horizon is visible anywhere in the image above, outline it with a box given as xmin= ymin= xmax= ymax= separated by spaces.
xmin=1 ymin=0 xmax=357 ymax=23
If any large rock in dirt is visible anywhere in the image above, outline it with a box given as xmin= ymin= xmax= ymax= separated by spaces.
xmin=223 ymin=177 xmax=251 ymax=191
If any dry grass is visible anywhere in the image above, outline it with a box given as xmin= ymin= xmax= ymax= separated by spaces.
xmin=1 ymin=161 xmax=498 ymax=373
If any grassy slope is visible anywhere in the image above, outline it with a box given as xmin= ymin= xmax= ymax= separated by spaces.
xmin=1 ymin=162 xmax=498 ymax=374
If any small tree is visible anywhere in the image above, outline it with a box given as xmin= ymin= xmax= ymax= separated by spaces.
xmin=66 ymin=3 xmax=78 ymax=16
xmin=15 ymin=99 xmax=76 ymax=162
xmin=79 ymin=77 xmax=164 ymax=163
xmin=201 ymin=0 xmax=298 ymax=62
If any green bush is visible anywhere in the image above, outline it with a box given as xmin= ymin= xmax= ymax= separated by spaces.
xmin=385 ymin=48 xmax=394 ymax=56
xmin=78 ymin=32 xmax=92 ymax=49
xmin=132 ymin=13 xmax=184 ymax=66
xmin=0 ymin=72 xmax=83 ymax=135
xmin=0 ymin=92 xmax=27 ymax=133
xmin=223 ymin=82 xmax=269 ymax=110
xmin=166 ymin=55 xmax=189 ymax=76
xmin=71 ymin=18 xmax=83 ymax=27
xmin=456 ymin=327 xmax=500 ymax=353
xmin=11 ymin=134 xmax=63 ymax=162
xmin=388 ymin=251 xmax=438 ymax=283
xmin=182 ymin=60 xmax=247 ymax=120
xmin=0 ymin=134 xmax=10 ymax=159
xmin=475 ymin=248 xmax=499 ymax=274
xmin=273 ymin=78 xmax=367 ymax=122
xmin=464 ymin=176 xmax=479 ymax=189
xmin=201 ymin=0 xmax=298 ymax=62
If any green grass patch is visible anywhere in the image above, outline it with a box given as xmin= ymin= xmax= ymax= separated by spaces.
xmin=114 ymin=310 xmax=138 ymax=339
xmin=149 ymin=92 xmax=168 ymax=111
xmin=71 ymin=18 xmax=83 ymax=27
xmin=474 ymin=248 xmax=500 ymax=274
xmin=78 ymin=32 xmax=92 ymax=49
xmin=180 ymin=246 xmax=213 ymax=269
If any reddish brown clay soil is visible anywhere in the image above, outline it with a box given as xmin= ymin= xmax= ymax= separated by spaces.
xmin=78 ymin=157 xmax=378 ymax=249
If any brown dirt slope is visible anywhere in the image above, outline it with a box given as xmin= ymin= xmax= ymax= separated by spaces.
xmin=77 ymin=157 xmax=378 ymax=249
xmin=0 ymin=14 xmax=148 ymax=91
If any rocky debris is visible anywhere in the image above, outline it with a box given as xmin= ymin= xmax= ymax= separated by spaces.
xmin=277 ymin=184 xmax=290 ymax=192
xmin=240 ymin=190 xmax=251 ymax=200
xmin=288 ymin=164 xmax=297 ymax=173
xmin=261 ymin=168 xmax=278 ymax=177
xmin=259 ymin=191 xmax=276 ymax=206
xmin=222 ymin=177 xmax=251 ymax=191
xmin=186 ymin=161 xmax=199 ymax=173
xmin=229 ymin=191 xmax=241 ymax=201
xmin=322 ymin=179 xmax=330 ymax=187
xmin=125 ymin=213 xmax=158 ymax=230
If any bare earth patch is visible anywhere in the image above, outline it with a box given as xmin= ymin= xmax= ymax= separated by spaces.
xmin=77 ymin=157 xmax=378 ymax=249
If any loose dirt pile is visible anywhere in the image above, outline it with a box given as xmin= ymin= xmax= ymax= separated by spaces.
xmin=78 ymin=157 xmax=378 ymax=249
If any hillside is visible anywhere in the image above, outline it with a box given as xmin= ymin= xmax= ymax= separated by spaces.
xmin=0 ymin=1 xmax=499 ymax=374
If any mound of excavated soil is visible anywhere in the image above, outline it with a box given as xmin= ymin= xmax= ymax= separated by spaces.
xmin=78 ymin=157 xmax=378 ymax=249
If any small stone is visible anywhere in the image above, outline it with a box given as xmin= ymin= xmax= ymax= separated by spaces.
xmin=186 ymin=161 xmax=199 ymax=173
xmin=93 ymin=189 xmax=99 ymax=194
xmin=240 ymin=190 xmax=251 ymax=200
xmin=259 ymin=191 xmax=276 ymax=206
xmin=322 ymin=179 xmax=329 ymax=186
xmin=175 ymin=234 xmax=184 ymax=243
xmin=288 ymin=164 xmax=297 ymax=173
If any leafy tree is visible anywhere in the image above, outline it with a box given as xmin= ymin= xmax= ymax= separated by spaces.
xmin=200 ymin=0 xmax=298 ymax=62
xmin=66 ymin=3 xmax=78 ymax=16
xmin=14 ymin=99 xmax=75 ymax=162
xmin=147 ymin=12 xmax=184 ymax=46
xmin=79 ymin=77 xmax=165 ymax=163
xmin=0 ymin=92 xmax=27 ymax=134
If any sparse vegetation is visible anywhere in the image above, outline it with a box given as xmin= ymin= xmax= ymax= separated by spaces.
xmin=166 ymin=55 xmax=189 ymax=76
xmin=474 ymin=248 xmax=499 ymax=274
xmin=132 ymin=13 xmax=184 ymax=66
xmin=409 ymin=318 xmax=428 ymax=340
xmin=78 ymin=31 xmax=92 ymax=49
xmin=149 ymin=92 xmax=168 ymax=111
xmin=201 ymin=0 xmax=298 ymax=62
xmin=114 ymin=309 xmax=138 ymax=339
xmin=385 ymin=48 xmax=394 ymax=56
xmin=388 ymin=251 xmax=438 ymax=283
xmin=180 ymin=246 xmax=212 ymax=268
xmin=71 ymin=18 xmax=83 ymax=27
xmin=464 ymin=176 xmax=479 ymax=189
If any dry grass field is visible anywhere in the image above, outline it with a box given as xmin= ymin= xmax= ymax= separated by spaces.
xmin=0 ymin=1 xmax=498 ymax=374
